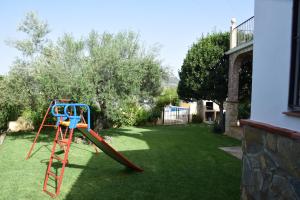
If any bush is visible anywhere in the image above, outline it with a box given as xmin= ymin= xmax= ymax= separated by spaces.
xmin=155 ymin=88 xmax=179 ymax=109
xmin=212 ymin=121 xmax=224 ymax=134
xmin=110 ymin=102 xmax=140 ymax=127
xmin=21 ymin=109 xmax=41 ymax=128
xmin=191 ymin=114 xmax=203 ymax=123
xmin=0 ymin=104 xmax=20 ymax=131
xmin=135 ymin=108 xmax=151 ymax=126
xmin=238 ymin=101 xmax=251 ymax=119
xmin=0 ymin=107 xmax=11 ymax=130
xmin=132 ymin=87 xmax=180 ymax=126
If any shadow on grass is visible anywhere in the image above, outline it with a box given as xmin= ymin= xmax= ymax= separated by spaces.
xmin=62 ymin=125 xmax=242 ymax=200
xmin=6 ymin=124 xmax=241 ymax=199
xmin=6 ymin=128 xmax=54 ymax=143
xmin=29 ymin=144 xmax=52 ymax=158
xmin=8 ymin=127 xmax=94 ymax=157
xmin=42 ymin=160 xmax=98 ymax=170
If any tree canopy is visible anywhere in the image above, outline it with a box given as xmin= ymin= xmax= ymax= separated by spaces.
xmin=0 ymin=12 xmax=163 ymax=130
xmin=177 ymin=32 xmax=229 ymax=131
xmin=178 ymin=32 xmax=229 ymax=105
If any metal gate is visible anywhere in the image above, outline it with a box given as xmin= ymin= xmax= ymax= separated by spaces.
xmin=162 ymin=106 xmax=190 ymax=125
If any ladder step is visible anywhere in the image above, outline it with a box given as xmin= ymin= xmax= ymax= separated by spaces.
xmin=43 ymin=127 xmax=74 ymax=198
xmin=48 ymin=171 xmax=60 ymax=179
xmin=58 ymin=139 xmax=69 ymax=145
xmin=52 ymin=154 xmax=69 ymax=164
xmin=46 ymin=182 xmax=56 ymax=189
xmin=52 ymin=154 xmax=64 ymax=162
xmin=43 ymin=189 xmax=57 ymax=198
xmin=43 ymin=124 xmax=56 ymax=127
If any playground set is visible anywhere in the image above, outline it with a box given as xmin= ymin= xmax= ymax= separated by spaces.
xmin=26 ymin=99 xmax=143 ymax=198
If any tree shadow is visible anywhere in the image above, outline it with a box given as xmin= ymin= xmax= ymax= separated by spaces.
xmin=6 ymin=129 xmax=54 ymax=143
xmin=29 ymin=144 xmax=52 ymax=158
xmin=8 ymin=128 xmax=95 ymax=158
xmin=61 ymin=125 xmax=242 ymax=200
xmin=5 ymin=124 xmax=241 ymax=199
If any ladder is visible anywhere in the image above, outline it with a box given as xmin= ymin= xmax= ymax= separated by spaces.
xmin=26 ymin=101 xmax=55 ymax=159
xmin=26 ymin=99 xmax=74 ymax=160
xmin=43 ymin=125 xmax=74 ymax=198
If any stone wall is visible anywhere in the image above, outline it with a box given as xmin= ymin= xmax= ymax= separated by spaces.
xmin=242 ymin=124 xmax=300 ymax=200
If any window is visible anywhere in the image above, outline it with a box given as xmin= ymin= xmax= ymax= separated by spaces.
xmin=289 ymin=0 xmax=300 ymax=110
xmin=206 ymin=102 xmax=213 ymax=110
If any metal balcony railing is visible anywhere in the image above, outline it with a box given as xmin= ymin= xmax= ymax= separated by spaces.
xmin=230 ymin=16 xmax=254 ymax=49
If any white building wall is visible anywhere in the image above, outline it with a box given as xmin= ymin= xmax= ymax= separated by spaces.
xmin=189 ymin=102 xmax=198 ymax=115
xmin=251 ymin=0 xmax=300 ymax=131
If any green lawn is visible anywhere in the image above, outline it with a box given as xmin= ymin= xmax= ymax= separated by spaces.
xmin=0 ymin=124 xmax=241 ymax=200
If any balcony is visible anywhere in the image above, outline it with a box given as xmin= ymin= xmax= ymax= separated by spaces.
xmin=225 ymin=16 xmax=254 ymax=137
xmin=228 ymin=16 xmax=254 ymax=54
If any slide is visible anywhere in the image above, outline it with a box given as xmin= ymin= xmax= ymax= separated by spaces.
xmin=77 ymin=128 xmax=143 ymax=172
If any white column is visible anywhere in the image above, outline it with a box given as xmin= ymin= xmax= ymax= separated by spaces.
xmin=230 ymin=18 xmax=237 ymax=49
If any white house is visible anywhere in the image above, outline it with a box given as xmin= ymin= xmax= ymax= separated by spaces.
xmin=196 ymin=100 xmax=220 ymax=123
xmin=251 ymin=0 xmax=300 ymax=131
xmin=180 ymin=100 xmax=220 ymax=123
xmin=227 ymin=0 xmax=300 ymax=199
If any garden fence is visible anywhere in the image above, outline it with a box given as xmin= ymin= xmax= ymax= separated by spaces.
xmin=162 ymin=106 xmax=190 ymax=125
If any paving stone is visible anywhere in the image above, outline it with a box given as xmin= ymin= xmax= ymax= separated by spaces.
xmin=218 ymin=146 xmax=242 ymax=160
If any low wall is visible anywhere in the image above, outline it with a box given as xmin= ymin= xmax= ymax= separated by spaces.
xmin=241 ymin=120 xmax=300 ymax=200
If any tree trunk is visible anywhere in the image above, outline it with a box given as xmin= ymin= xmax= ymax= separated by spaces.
xmin=92 ymin=100 xmax=111 ymax=132
xmin=92 ymin=111 xmax=102 ymax=132
xmin=197 ymin=100 xmax=204 ymax=122
xmin=219 ymin=101 xmax=225 ymax=133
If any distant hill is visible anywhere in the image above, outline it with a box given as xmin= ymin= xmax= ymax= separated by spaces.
xmin=162 ymin=72 xmax=179 ymax=88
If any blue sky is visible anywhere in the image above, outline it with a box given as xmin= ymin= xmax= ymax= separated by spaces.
xmin=0 ymin=0 xmax=254 ymax=75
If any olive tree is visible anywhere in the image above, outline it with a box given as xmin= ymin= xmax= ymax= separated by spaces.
xmin=2 ymin=12 xmax=163 ymax=130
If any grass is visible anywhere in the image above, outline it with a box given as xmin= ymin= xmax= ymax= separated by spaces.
xmin=0 ymin=124 xmax=241 ymax=200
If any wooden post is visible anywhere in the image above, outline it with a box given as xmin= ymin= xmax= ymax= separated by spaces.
xmin=162 ymin=108 xmax=165 ymax=125
xmin=188 ymin=107 xmax=190 ymax=123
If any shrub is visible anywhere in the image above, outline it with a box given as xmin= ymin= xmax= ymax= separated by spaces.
xmin=109 ymin=102 xmax=140 ymax=127
xmin=21 ymin=109 xmax=41 ymax=128
xmin=155 ymin=88 xmax=179 ymax=109
xmin=135 ymin=108 xmax=151 ymax=126
xmin=213 ymin=121 xmax=224 ymax=134
xmin=0 ymin=106 xmax=11 ymax=130
xmin=212 ymin=112 xmax=225 ymax=134
xmin=238 ymin=101 xmax=251 ymax=119
xmin=191 ymin=114 xmax=203 ymax=123
xmin=0 ymin=104 xmax=20 ymax=131
xmin=145 ymin=87 xmax=179 ymax=124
